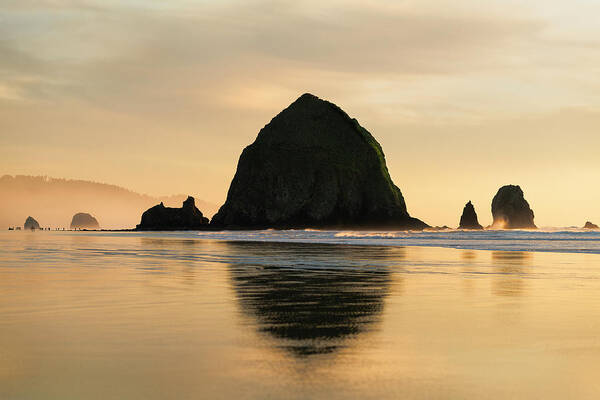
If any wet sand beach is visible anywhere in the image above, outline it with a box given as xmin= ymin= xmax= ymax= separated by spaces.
xmin=1 ymin=231 xmax=600 ymax=399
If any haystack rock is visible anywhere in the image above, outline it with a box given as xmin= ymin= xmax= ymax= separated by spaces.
xmin=491 ymin=185 xmax=536 ymax=229
xmin=24 ymin=216 xmax=40 ymax=230
xmin=136 ymin=196 xmax=209 ymax=230
xmin=583 ymin=221 xmax=599 ymax=229
xmin=458 ymin=201 xmax=483 ymax=230
xmin=70 ymin=213 xmax=100 ymax=229
xmin=211 ymin=93 xmax=427 ymax=229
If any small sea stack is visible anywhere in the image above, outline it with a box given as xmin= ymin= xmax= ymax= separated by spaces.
xmin=70 ymin=213 xmax=100 ymax=230
xmin=136 ymin=196 xmax=209 ymax=230
xmin=24 ymin=216 xmax=40 ymax=230
xmin=458 ymin=201 xmax=483 ymax=230
xmin=211 ymin=93 xmax=428 ymax=230
xmin=491 ymin=185 xmax=536 ymax=229
xmin=583 ymin=221 xmax=599 ymax=229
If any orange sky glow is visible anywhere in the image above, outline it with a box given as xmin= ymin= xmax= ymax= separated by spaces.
xmin=1 ymin=0 xmax=599 ymax=227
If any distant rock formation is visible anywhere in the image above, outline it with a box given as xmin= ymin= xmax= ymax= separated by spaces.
xmin=24 ymin=216 xmax=40 ymax=230
xmin=459 ymin=201 xmax=483 ymax=230
xmin=211 ymin=93 xmax=428 ymax=230
xmin=136 ymin=196 xmax=209 ymax=230
xmin=0 ymin=174 xmax=219 ymax=230
xmin=583 ymin=221 xmax=599 ymax=229
xmin=70 ymin=213 xmax=100 ymax=229
xmin=491 ymin=185 xmax=536 ymax=229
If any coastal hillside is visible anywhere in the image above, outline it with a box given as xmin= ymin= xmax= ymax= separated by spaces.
xmin=0 ymin=175 xmax=218 ymax=229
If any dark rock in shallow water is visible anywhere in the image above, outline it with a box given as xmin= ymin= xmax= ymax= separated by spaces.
xmin=584 ymin=221 xmax=599 ymax=229
xmin=491 ymin=185 xmax=536 ymax=229
xmin=24 ymin=216 xmax=40 ymax=230
xmin=211 ymin=93 xmax=428 ymax=230
xmin=459 ymin=201 xmax=483 ymax=230
xmin=136 ymin=196 xmax=209 ymax=230
xmin=70 ymin=212 xmax=99 ymax=229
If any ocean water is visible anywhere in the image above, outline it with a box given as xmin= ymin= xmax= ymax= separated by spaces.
xmin=194 ymin=228 xmax=600 ymax=254
xmin=1 ymin=230 xmax=600 ymax=399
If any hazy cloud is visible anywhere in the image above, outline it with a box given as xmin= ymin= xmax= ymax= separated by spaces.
xmin=1 ymin=0 xmax=600 ymax=226
xmin=0 ymin=1 xmax=545 ymax=108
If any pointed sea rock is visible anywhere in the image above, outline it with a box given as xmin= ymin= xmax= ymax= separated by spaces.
xmin=211 ymin=93 xmax=428 ymax=229
xmin=458 ymin=201 xmax=483 ymax=230
xmin=24 ymin=216 xmax=40 ymax=230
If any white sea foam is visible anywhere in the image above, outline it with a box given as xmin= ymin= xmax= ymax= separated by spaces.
xmin=191 ymin=228 xmax=600 ymax=254
xmin=334 ymin=231 xmax=403 ymax=238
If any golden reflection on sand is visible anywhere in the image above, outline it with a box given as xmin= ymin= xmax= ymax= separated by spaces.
xmin=491 ymin=251 xmax=532 ymax=297
xmin=1 ymin=233 xmax=600 ymax=399
xmin=460 ymin=250 xmax=478 ymax=295
xmin=225 ymin=241 xmax=395 ymax=358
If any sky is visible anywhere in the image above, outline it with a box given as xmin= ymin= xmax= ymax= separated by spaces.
xmin=1 ymin=0 xmax=600 ymax=227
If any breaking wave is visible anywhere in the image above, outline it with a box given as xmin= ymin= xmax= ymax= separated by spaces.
xmin=189 ymin=228 xmax=600 ymax=254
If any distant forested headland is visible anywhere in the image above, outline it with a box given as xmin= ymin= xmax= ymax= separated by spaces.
xmin=0 ymin=175 xmax=218 ymax=230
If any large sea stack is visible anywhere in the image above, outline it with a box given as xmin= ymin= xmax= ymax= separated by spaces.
xmin=24 ymin=216 xmax=40 ymax=230
xmin=70 ymin=213 xmax=100 ymax=229
xmin=458 ymin=201 xmax=483 ymax=230
xmin=491 ymin=185 xmax=536 ymax=229
xmin=136 ymin=196 xmax=209 ymax=230
xmin=211 ymin=93 xmax=427 ymax=229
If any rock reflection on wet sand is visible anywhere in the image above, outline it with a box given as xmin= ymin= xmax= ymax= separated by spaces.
xmin=227 ymin=242 xmax=395 ymax=357
xmin=491 ymin=251 xmax=532 ymax=297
